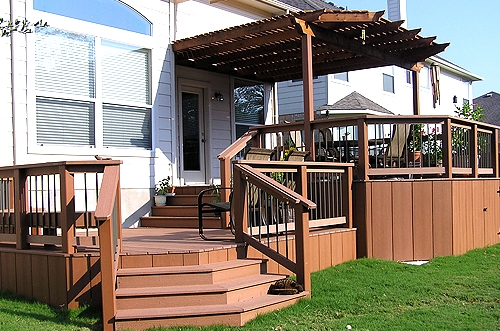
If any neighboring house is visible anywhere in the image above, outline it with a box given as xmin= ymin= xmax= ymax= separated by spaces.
xmin=474 ymin=91 xmax=500 ymax=127
xmin=277 ymin=0 xmax=482 ymax=117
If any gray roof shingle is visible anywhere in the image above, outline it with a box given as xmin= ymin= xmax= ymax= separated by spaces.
xmin=278 ymin=0 xmax=340 ymax=10
xmin=317 ymin=91 xmax=394 ymax=115
xmin=473 ymin=91 xmax=500 ymax=126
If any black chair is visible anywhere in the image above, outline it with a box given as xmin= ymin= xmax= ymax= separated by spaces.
xmin=198 ymin=187 xmax=233 ymax=240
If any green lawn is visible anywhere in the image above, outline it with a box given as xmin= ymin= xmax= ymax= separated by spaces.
xmin=1 ymin=244 xmax=499 ymax=331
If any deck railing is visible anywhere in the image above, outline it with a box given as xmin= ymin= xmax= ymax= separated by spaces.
xmin=0 ymin=160 xmax=121 ymax=253
xmin=232 ymin=160 xmax=353 ymax=291
xmin=222 ymin=115 xmax=498 ymax=184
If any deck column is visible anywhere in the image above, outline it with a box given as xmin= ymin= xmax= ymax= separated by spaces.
xmin=295 ymin=165 xmax=310 ymax=292
xmin=442 ymin=119 xmax=452 ymax=178
xmin=59 ymin=166 xmax=75 ymax=254
xmin=14 ymin=169 xmax=28 ymax=250
xmin=471 ymin=124 xmax=479 ymax=178
xmin=301 ymin=34 xmax=314 ymax=160
xmin=412 ymin=70 xmax=420 ymax=115
xmin=492 ymin=128 xmax=499 ymax=177
xmin=357 ymin=118 xmax=368 ymax=181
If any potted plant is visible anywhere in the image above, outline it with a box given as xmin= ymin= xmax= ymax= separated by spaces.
xmin=154 ymin=177 xmax=174 ymax=206
xmin=407 ymin=124 xmax=424 ymax=164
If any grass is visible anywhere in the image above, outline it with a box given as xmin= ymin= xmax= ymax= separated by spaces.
xmin=0 ymin=244 xmax=499 ymax=330
xmin=0 ymin=291 xmax=101 ymax=331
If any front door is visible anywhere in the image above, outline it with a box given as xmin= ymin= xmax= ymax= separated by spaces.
xmin=180 ymin=87 xmax=207 ymax=184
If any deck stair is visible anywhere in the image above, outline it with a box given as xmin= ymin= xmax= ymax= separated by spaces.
xmin=140 ymin=186 xmax=226 ymax=229
xmin=114 ymin=258 xmax=307 ymax=329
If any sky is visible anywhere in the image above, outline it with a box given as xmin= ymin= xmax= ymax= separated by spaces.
xmin=338 ymin=0 xmax=499 ymax=98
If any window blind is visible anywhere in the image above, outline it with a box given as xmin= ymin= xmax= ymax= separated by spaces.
xmin=36 ymin=97 xmax=95 ymax=145
xmin=35 ymin=29 xmax=95 ymax=98
xmin=103 ymin=104 xmax=151 ymax=149
xmin=101 ymin=41 xmax=150 ymax=105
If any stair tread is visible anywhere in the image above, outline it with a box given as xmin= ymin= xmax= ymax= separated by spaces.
xmin=116 ymin=259 xmax=263 ymax=277
xmin=115 ymin=291 xmax=308 ymax=320
xmin=116 ymin=273 xmax=285 ymax=297
xmin=141 ymin=216 xmax=220 ymax=220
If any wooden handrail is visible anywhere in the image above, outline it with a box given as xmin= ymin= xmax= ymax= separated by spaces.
xmin=218 ymin=129 xmax=258 ymax=160
xmin=234 ymin=163 xmax=316 ymax=209
xmin=96 ymin=164 xmax=122 ymax=331
xmin=95 ymin=165 xmax=120 ymax=221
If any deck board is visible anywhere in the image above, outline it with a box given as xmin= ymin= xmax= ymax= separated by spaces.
xmin=121 ymin=228 xmax=239 ymax=255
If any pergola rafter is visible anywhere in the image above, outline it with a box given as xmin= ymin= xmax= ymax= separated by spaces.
xmin=174 ymin=9 xmax=449 ymax=82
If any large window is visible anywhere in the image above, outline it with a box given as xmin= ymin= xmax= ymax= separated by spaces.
xmin=34 ymin=0 xmax=151 ymax=35
xmin=234 ymin=79 xmax=264 ymax=139
xmin=34 ymin=28 xmax=151 ymax=149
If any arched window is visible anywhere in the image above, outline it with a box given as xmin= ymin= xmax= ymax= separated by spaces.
xmin=33 ymin=0 xmax=151 ymax=35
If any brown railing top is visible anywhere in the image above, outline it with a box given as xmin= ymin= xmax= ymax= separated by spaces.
xmin=235 ymin=163 xmax=316 ymax=209
xmin=237 ymin=159 xmax=354 ymax=168
xmin=95 ymin=165 xmax=120 ymax=222
xmin=246 ymin=115 xmax=499 ymax=132
xmin=0 ymin=160 xmax=122 ymax=172
xmin=218 ymin=130 xmax=258 ymax=161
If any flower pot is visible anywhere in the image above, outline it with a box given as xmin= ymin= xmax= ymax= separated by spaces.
xmin=409 ymin=151 xmax=422 ymax=165
xmin=154 ymin=195 xmax=167 ymax=206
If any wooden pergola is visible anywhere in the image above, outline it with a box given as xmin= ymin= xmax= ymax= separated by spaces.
xmin=173 ymin=9 xmax=449 ymax=157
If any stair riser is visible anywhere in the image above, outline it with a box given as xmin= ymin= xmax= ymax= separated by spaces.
xmin=117 ymin=264 xmax=262 ymax=288
xmin=116 ymin=281 xmax=275 ymax=310
xmin=152 ymin=206 xmax=199 ymax=217
xmin=115 ymin=295 xmax=305 ymax=330
xmin=169 ymin=195 xmax=215 ymax=206
xmin=140 ymin=217 xmax=223 ymax=229
xmin=116 ymin=313 xmax=243 ymax=330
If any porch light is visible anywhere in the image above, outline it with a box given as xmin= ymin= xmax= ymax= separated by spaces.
xmin=453 ymin=95 xmax=457 ymax=104
xmin=212 ymin=92 xmax=224 ymax=101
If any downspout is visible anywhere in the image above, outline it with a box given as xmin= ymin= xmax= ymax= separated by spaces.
xmin=9 ymin=0 xmax=17 ymax=165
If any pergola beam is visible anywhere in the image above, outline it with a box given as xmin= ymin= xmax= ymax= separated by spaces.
xmin=292 ymin=17 xmax=422 ymax=71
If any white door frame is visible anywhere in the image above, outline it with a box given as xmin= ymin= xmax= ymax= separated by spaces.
xmin=178 ymin=80 xmax=210 ymax=185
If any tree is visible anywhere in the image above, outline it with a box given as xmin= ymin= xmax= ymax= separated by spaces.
xmin=1 ymin=18 xmax=48 ymax=37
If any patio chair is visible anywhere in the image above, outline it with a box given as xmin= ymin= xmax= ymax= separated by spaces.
xmin=371 ymin=123 xmax=410 ymax=168
xmin=315 ymin=129 xmax=339 ymax=162
xmin=286 ymin=150 xmax=310 ymax=161
xmin=198 ymin=147 xmax=276 ymax=240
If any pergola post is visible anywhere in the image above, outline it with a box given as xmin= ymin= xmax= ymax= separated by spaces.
xmin=302 ymin=34 xmax=315 ymax=160
xmin=412 ymin=70 xmax=420 ymax=115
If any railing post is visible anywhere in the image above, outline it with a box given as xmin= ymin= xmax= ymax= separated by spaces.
xmin=14 ymin=169 xmax=28 ymax=250
xmin=233 ymin=166 xmax=247 ymax=245
xmin=295 ymin=165 xmax=311 ymax=292
xmin=493 ymin=128 xmax=499 ymax=177
xmin=98 ymin=217 xmax=116 ymax=331
xmin=59 ymin=165 xmax=75 ymax=254
xmin=442 ymin=119 xmax=452 ymax=178
xmin=115 ymin=170 xmax=123 ymax=252
xmin=357 ymin=118 xmax=368 ymax=181
xmin=343 ymin=166 xmax=353 ymax=228
xmin=471 ymin=124 xmax=479 ymax=178
xmin=220 ymin=158 xmax=231 ymax=227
